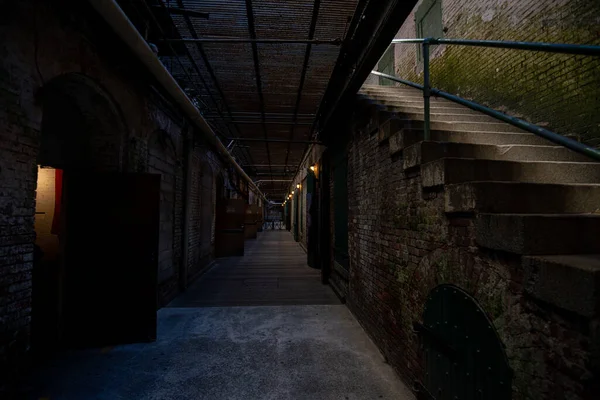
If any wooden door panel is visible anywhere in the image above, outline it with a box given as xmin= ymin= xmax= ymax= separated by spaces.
xmin=63 ymin=172 xmax=159 ymax=346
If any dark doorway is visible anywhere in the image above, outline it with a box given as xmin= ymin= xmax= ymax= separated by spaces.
xmin=306 ymin=168 xmax=319 ymax=269
xmin=417 ymin=284 xmax=512 ymax=399
xmin=215 ymin=198 xmax=246 ymax=257
xmin=62 ymin=172 xmax=159 ymax=346
xmin=32 ymin=73 xmax=160 ymax=353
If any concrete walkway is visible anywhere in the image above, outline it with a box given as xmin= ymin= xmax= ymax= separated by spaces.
xmin=170 ymin=230 xmax=340 ymax=306
xmin=29 ymin=231 xmax=414 ymax=399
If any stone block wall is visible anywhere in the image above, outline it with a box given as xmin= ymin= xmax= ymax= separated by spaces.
xmin=330 ymin=102 xmax=600 ymax=399
xmin=384 ymin=0 xmax=600 ymax=144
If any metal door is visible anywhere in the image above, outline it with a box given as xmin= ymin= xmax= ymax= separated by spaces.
xmin=416 ymin=284 xmax=512 ymax=400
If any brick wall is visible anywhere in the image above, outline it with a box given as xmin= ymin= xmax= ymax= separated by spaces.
xmin=0 ymin=0 xmax=230 ymax=384
xmin=187 ymin=148 xmax=217 ymax=282
xmin=384 ymin=0 xmax=600 ymax=144
xmin=337 ymin=102 xmax=599 ymax=399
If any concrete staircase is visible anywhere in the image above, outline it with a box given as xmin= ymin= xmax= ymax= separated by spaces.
xmin=358 ymin=84 xmax=600 ymax=319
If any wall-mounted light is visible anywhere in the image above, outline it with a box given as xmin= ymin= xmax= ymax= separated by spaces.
xmin=291 ymin=190 xmax=295 ymax=195
xmin=310 ymin=165 xmax=315 ymax=172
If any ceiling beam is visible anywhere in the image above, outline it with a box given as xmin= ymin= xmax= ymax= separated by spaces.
xmin=244 ymin=0 xmax=274 ymax=184
xmin=217 ymin=120 xmax=313 ymax=126
xmin=162 ymin=38 xmax=341 ymax=45
xmin=226 ymin=137 xmax=322 ymax=144
xmin=140 ymin=1 xmax=253 ymax=166
xmin=151 ymin=5 xmax=209 ymax=19
xmin=283 ymin=0 xmax=321 ymax=178
xmin=175 ymin=0 xmax=257 ymax=170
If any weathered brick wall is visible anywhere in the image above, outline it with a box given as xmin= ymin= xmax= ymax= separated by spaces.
xmin=0 ymin=0 xmax=229 ymax=383
xmin=386 ymin=0 xmax=600 ymax=144
xmin=187 ymin=148 xmax=218 ymax=282
xmin=339 ymin=103 xmax=599 ymax=399
xmin=290 ymin=144 xmax=327 ymax=248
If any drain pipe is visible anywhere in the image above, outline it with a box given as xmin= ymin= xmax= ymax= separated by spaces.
xmin=86 ymin=0 xmax=267 ymax=201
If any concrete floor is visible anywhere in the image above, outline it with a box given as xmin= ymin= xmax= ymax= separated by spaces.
xmin=29 ymin=231 xmax=414 ymax=399
xmin=30 ymin=306 xmax=414 ymax=399
xmin=170 ymin=231 xmax=340 ymax=306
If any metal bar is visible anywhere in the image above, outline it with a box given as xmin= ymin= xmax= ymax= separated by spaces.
xmin=87 ymin=0 xmax=267 ymax=200
xmin=392 ymin=38 xmax=600 ymax=56
xmin=151 ymin=5 xmax=209 ymax=19
xmin=141 ymin=1 xmax=254 ymax=167
xmin=244 ymin=0 xmax=274 ymax=184
xmin=422 ymin=40 xmax=431 ymax=140
xmin=216 ymin=120 xmax=313 ymax=126
xmin=162 ymin=38 xmax=341 ymax=45
xmin=245 ymin=165 xmax=297 ymax=168
xmin=205 ymin=112 xmax=315 ymax=117
xmin=391 ymin=38 xmax=426 ymax=44
xmin=369 ymin=71 xmax=424 ymax=90
xmin=283 ymin=0 xmax=321 ymax=180
xmin=255 ymin=172 xmax=297 ymax=176
xmin=370 ymin=71 xmax=600 ymax=161
xmin=166 ymin=0 xmax=252 ymax=166
xmin=227 ymin=137 xmax=322 ymax=144
xmin=174 ymin=0 xmax=256 ymax=168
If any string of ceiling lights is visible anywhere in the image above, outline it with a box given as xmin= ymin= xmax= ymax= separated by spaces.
xmin=281 ymin=164 xmax=316 ymax=207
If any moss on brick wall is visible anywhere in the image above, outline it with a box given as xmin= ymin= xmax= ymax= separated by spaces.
xmin=391 ymin=0 xmax=600 ymax=145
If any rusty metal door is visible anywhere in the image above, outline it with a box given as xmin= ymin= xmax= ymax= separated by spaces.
xmin=415 ymin=284 xmax=512 ymax=400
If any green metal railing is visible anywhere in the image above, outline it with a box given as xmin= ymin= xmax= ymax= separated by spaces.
xmin=370 ymin=38 xmax=600 ymax=161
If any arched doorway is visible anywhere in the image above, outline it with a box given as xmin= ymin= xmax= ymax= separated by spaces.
xmin=416 ymin=284 xmax=512 ymax=399
xmin=199 ymin=161 xmax=214 ymax=263
xmin=32 ymin=73 xmax=159 ymax=353
xmin=148 ymin=130 xmax=177 ymax=287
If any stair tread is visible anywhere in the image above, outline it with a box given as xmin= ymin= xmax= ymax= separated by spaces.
xmin=479 ymin=213 xmax=600 ymax=217
xmin=525 ymin=254 xmax=600 ymax=271
xmin=430 ymin=157 xmax=599 ymax=165
xmin=449 ymin=181 xmax=600 ymax=188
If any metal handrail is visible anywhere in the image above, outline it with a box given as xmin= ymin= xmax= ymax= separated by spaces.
xmin=371 ymin=38 xmax=600 ymax=161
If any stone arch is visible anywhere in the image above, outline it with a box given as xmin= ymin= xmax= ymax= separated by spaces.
xmin=199 ymin=159 xmax=215 ymax=256
xmin=32 ymin=72 xmax=128 ymax=352
xmin=385 ymin=248 xmax=547 ymax=397
xmin=148 ymin=129 xmax=177 ymax=284
xmin=39 ymin=72 xmax=127 ymax=170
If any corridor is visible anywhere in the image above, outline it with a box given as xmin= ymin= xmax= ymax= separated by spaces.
xmin=170 ymin=231 xmax=339 ymax=307
xmin=28 ymin=231 xmax=415 ymax=400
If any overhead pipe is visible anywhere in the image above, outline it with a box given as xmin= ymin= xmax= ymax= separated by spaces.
xmin=86 ymin=0 xmax=267 ymax=201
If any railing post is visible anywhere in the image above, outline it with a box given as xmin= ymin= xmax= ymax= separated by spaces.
xmin=422 ymin=39 xmax=431 ymax=140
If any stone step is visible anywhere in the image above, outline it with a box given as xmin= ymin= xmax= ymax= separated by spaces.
xmin=476 ymin=213 xmax=600 ymax=255
xmin=366 ymin=92 xmax=453 ymax=104
xmin=360 ymin=89 xmax=423 ymax=98
xmin=445 ymin=182 xmax=600 ymax=214
xmin=383 ymin=103 xmax=481 ymax=115
xmin=522 ymin=254 xmax=600 ymax=318
xmin=393 ymin=118 xmax=524 ymax=134
xmin=360 ymin=86 xmax=423 ymax=96
xmin=421 ymin=158 xmax=600 ymax=188
xmin=390 ymin=129 xmax=550 ymax=153
xmin=397 ymin=111 xmax=497 ymax=123
xmin=404 ymin=141 xmax=592 ymax=169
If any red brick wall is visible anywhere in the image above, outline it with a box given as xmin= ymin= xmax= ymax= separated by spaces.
xmin=384 ymin=0 xmax=600 ymax=145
